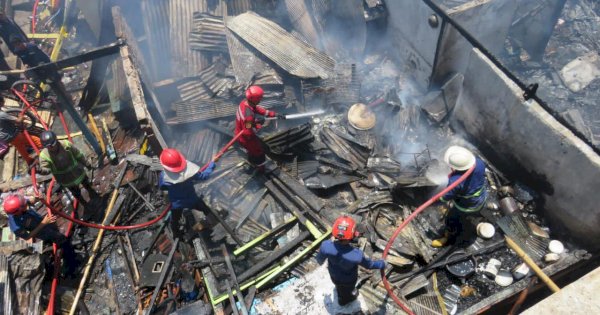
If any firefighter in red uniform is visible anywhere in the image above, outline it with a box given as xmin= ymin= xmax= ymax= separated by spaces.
xmin=235 ymin=85 xmax=284 ymax=170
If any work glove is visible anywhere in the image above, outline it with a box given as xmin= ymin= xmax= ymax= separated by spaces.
xmin=276 ymin=113 xmax=286 ymax=120
xmin=375 ymin=260 xmax=386 ymax=270
xmin=197 ymin=161 xmax=216 ymax=180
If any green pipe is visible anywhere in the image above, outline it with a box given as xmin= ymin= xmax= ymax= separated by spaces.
xmin=233 ymin=216 xmax=298 ymax=256
xmin=255 ymin=229 xmax=331 ymax=289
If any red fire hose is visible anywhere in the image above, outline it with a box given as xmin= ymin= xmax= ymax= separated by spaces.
xmin=13 ymin=86 xmax=68 ymax=315
xmin=381 ymin=165 xmax=475 ymax=314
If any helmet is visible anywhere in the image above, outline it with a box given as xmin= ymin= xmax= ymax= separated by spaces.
xmin=332 ymin=215 xmax=358 ymax=241
xmin=40 ymin=130 xmax=58 ymax=148
xmin=444 ymin=145 xmax=476 ymax=171
xmin=245 ymin=86 xmax=264 ymax=104
xmin=160 ymin=148 xmax=187 ymax=173
xmin=3 ymin=195 xmax=26 ymax=215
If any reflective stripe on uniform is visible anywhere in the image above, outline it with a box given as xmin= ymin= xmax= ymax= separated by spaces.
xmin=454 ymin=201 xmax=485 ymax=213
xmin=459 ymin=186 xmax=485 ymax=199
xmin=40 ymin=141 xmax=86 ymax=186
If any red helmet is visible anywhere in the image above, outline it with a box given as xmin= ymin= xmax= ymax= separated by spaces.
xmin=160 ymin=148 xmax=187 ymax=173
xmin=245 ymin=85 xmax=264 ymax=104
xmin=332 ymin=215 xmax=358 ymax=241
xmin=3 ymin=195 xmax=26 ymax=215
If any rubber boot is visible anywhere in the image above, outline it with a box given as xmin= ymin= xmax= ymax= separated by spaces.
xmin=432 ymin=231 xmax=450 ymax=248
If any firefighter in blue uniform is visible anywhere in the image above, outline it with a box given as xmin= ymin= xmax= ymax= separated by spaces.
xmin=316 ymin=215 xmax=386 ymax=306
xmin=3 ymin=194 xmax=78 ymax=275
xmin=432 ymin=146 xmax=488 ymax=247
xmin=158 ymin=148 xmax=215 ymax=239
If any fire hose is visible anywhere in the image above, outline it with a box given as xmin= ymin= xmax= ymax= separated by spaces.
xmin=381 ymin=165 xmax=475 ymax=315
xmin=30 ymin=130 xmax=244 ymax=230
xmin=12 ymin=86 xmax=73 ymax=315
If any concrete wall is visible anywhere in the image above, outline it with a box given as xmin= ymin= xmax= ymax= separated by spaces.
xmin=386 ymin=0 xmax=442 ymax=90
xmin=453 ymin=48 xmax=600 ymax=249
xmin=431 ymin=0 xmax=517 ymax=85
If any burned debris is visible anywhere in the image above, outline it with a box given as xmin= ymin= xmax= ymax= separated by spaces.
xmin=0 ymin=1 xmax=596 ymax=315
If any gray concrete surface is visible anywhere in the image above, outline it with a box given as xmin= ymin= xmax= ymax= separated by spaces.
xmin=431 ymin=0 xmax=517 ymax=85
xmin=386 ymin=0 xmax=442 ymax=90
xmin=452 ymin=48 xmax=600 ymax=250
xmin=522 ymin=266 xmax=600 ymax=314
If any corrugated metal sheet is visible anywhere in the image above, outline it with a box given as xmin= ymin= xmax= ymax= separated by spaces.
xmin=302 ymin=63 xmax=360 ymax=106
xmin=284 ymin=0 xmax=321 ymax=49
xmin=227 ymin=12 xmax=335 ymax=79
xmin=225 ymin=16 xmax=274 ymax=84
xmin=169 ymin=0 xmax=209 ymax=77
xmin=170 ymin=96 xmax=285 ymax=124
xmin=190 ymin=13 xmax=228 ymax=53
xmin=141 ymin=0 xmax=172 ymax=81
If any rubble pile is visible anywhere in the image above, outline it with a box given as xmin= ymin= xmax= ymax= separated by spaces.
xmin=0 ymin=1 xmax=591 ymax=315
xmin=503 ymin=0 xmax=600 ymax=147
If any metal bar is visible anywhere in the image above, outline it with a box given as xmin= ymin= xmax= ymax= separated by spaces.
xmin=264 ymin=180 xmax=322 ymax=238
xmin=127 ymin=182 xmax=157 ymax=211
xmin=26 ymin=33 xmax=60 ymax=39
xmin=141 ymin=220 xmax=167 ymax=263
xmin=222 ymin=245 xmax=248 ymax=315
xmin=145 ymin=238 xmax=179 ymax=315
xmin=209 ymin=264 xmax=280 ymax=305
xmin=233 ymin=216 xmax=298 ymax=256
xmin=255 ymin=230 xmax=330 ymax=288
xmin=237 ymin=231 xmax=311 ymax=284
xmin=225 ymin=280 xmax=240 ymax=315
xmin=47 ymin=81 xmax=102 ymax=158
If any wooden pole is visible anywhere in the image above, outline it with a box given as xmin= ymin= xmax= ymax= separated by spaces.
xmin=505 ymin=236 xmax=560 ymax=293
xmin=68 ymin=183 xmax=121 ymax=315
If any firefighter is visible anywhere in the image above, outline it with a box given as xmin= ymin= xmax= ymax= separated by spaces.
xmin=0 ymin=97 xmax=42 ymax=165
xmin=3 ymin=194 xmax=78 ymax=275
xmin=316 ymin=215 xmax=386 ymax=306
xmin=10 ymin=34 xmax=51 ymax=67
xmin=432 ymin=146 xmax=488 ymax=247
xmin=235 ymin=85 xmax=284 ymax=171
xmin=38 ymin=130 xmax=97 ymax=205
xmin=158 ymin=148 xmax=215 ymax=239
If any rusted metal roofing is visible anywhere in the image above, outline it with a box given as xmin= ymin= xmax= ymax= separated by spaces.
xmin=190 ymin=13 xmax=228 ymax=53
xmin=168 ymin=97 xmax=284 ymax=125
xmin=224 ymin=18 xmax=274 ymax=84
xmin=141 ymin=0 xmax=172 ymax=81
xmin=169 ymin=0 xmax=211 ymax=77
xmin=227 ymin=12 xmax=335 ymax=79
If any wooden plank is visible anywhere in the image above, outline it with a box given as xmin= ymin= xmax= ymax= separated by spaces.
xmin=112 ymin=6 xmax=167 ymax=149
xmin=1 ymin=147 xmax=16 ymax=182
xmin=0 ymin=174 xmax=53 ymax=192
xmin=193 ymin=238 xmax=224 ymax=315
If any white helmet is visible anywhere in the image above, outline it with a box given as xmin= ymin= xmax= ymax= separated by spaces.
xmin=444 ymin=146 xmax=476 ymax=171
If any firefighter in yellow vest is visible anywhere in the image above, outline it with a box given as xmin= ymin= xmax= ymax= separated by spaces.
xmin=38 ymin=130 xmax=97 ymax=205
